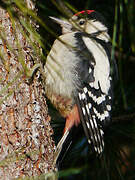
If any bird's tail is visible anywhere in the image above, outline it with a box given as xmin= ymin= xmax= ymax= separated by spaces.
xmin=53 ymin=130 xmax=70 ymax=166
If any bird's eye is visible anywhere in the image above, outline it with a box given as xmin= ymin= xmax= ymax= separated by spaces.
xmin=79 ymin=20 xmax=85 ymax=25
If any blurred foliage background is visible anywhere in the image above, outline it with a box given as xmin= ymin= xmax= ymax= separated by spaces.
xmin=1 ymin=0 xmax=135 ymax=179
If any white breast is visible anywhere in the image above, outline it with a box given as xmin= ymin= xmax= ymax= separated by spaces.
xmin=45 ymin=33 xmax=80 ymax=98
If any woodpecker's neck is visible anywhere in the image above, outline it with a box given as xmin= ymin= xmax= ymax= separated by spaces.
xmin=95 ymin=31 xmax=110 ymax=42
xmin=83 ymin=30 xmax=110 ymax=43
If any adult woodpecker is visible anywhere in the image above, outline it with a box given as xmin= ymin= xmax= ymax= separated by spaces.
xmin=45 ymin=10 xmax=114 ymax=159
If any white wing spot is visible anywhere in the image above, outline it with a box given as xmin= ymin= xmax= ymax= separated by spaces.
xmin=93 ymin=116 xmax=98 ymax=128
xmin=82 ymin=107 xmax=86 ymax=115
xmin=107 ymin=105 xmax=111 ymax=111
xmin=94 ymin=135 xmax=98 ymax=142
xmin=93 ymin=108 xmax=102 ymax=120
xmin=90 ymin=119 xmax=94 ymax=129
xmin=86 ymin=122 xmax=90 ymax=129
xmin=102 ymin=140 xmax=104 ymax=147
xmin=104 ymin=111 xmax=109 ymax=117
xmin=100 ymin=145 xmax=103 ymax=152
xmin=93 ymin=107 xmax=97 ymax=115
xmin=83 ymin=87 xmax=88 ymax=93
xmin=89 ymin=68 xmax=92 ymax=73
xmin=88 ymin=90 xmax=91 ymax=96
xmin=98 ymin=147 xmax=101 ymax=154
xmin=88 ymin=91 xmax=97 ymax=102
xmin=109 ymin=96 xmax=111 ymax=100
xmin=86 ymin=104 xmax=90 ymax=114
xmin=100 ymin=110 xmax=109 ymax=121
xmin=88 ymin=103 xmax=92 ymax=109
xmin=96 ymin=95 xmax=105 ymax=104
xmin=100 ymin=129 xmax=104 ymax=136
xmin=81 ymin=93 xmax=86 ymax=100
xmin=94 ymin=147 xmax=98 ymax=152
xmin=109 ymin=77 xmax=112 ymax=81
xmin=89 ymin=82 xmax=94 ymax=87
xmin=78 ymin=93 xmax=82 ymax=100
xmin=88 ymin=91 xmax=105 ymax=105
xmin=101 ymin=114 xmax=105 ymax=121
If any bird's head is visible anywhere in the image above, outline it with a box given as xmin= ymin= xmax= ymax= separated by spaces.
xmin=50 ymin=10 xmax=109 ymax=41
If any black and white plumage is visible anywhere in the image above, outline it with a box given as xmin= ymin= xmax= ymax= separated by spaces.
xmin=45 ymin=10 xmax=115 ymax=158
xmin=74 ymin=31 xmax=112 ymax=154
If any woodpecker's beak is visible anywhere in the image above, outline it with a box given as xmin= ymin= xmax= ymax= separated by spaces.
xmin=49 ymin=16 xmax=72 ymax=29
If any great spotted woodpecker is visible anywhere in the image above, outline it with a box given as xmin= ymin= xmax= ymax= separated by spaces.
xmin=45 ymin=10 xmax=114 ymax=159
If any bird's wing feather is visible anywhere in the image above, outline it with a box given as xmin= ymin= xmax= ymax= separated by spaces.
xmin=76 ymin=84 xmax=109 ymax=155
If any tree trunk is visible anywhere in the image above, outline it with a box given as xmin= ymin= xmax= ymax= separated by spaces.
xmin=0 ymin=1 xmax=56 ymax=179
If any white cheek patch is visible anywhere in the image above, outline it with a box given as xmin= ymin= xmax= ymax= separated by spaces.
xmin=86 ymin=21 xmax=110 ymax=42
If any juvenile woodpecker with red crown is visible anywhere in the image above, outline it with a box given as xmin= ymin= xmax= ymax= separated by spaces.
xmin=45 ymin=10 xmax=115 ymax=160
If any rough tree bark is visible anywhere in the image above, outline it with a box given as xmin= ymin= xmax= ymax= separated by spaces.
xmin=0 ymin=0 xmax=56 ymax=179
